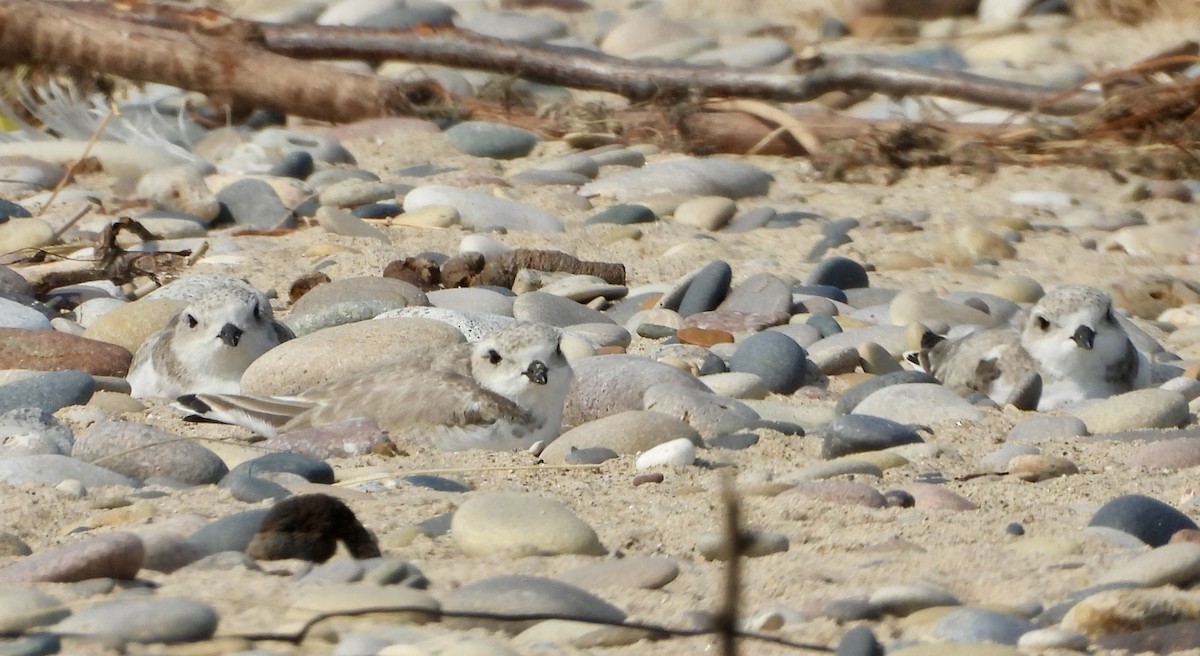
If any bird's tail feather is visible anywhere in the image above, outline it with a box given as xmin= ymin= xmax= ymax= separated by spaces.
xmin=176 ymin=393 xmax=315 ymax=437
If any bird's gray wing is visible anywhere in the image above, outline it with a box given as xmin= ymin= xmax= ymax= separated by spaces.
xmin=1105 ymin=338 xmax=1140 ymax=390
xmin=285 ymin=367 xmax=531 ymax=437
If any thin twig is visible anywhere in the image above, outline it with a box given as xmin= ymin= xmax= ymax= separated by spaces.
xmin=47 ymin=203 xmax=93 ymax=242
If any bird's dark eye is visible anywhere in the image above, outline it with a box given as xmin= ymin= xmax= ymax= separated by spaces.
xmin=1036 ymin=316 xmax=1050 ymax=331
xmin=253 ymin=304 xmax=262 ymax=320
xmin=487 ymin=349 xmax=502 ymax=365
xmin=186 ymin=313 xmax=198 ymax=328
xmin=1105 ymin=306 xmax=1116 ymax=323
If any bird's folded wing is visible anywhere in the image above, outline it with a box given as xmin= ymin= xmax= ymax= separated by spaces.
xmin=177 ymin=393 xmax=317 ymax=437
xmin=287 ymin=369 xmax=532 ymax=437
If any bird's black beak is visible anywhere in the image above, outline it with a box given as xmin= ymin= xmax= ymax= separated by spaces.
xmin=1072 ymin=325 xmax=1095 ymax=350
xmin=218 ymin=323 xmax=243 ymax=347
xmin=524 ymin=360 xmax=548 ymax=385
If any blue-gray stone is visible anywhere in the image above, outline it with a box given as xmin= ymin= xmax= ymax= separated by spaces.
xmin=722 ymin=206 xmax=776 ymax=233
xmin=719 ymin=272 xmax=792 ymax=314
xmin=0 ymin=370 xmax=94 ymax=415
xmin=677 ymin=260 xmax=732 ymax=317
xmin=187 ymin=509 xmax=270 ymax=556
xmin=767 ymin=210 xmax=824 ymax=230
xmin=0 ymin=633 xmax=60 ymax=656
xmin=584 ymin=204 xmax=656 ymax=226
xmin=933 ymin=607 xmax=1034 ymax=645
xmin=52 ymin=598 xmax=218 ymax=644
xmin=827 ymin=598 xmax=883 ymax=622
xmin=360 ymin=5 xmax=455 ymax=28
xmin=794 ymin=285 xmax=848 ymax=303
xmin=822 ymin=415 xmax=924 ymax=459
xmin=820 ymin=17 xmax=850 ymax=38
xmin=284 ymin=300 xmax=406 ymax=336
xmin=253 ymin=128 xmax=356 ymax=165
xmin=445 ymin=121 xmax=540 ymax=159
xmin=455 ymin=11 xmax=568 ymax=42
xmin=441 ymin=574 xmax=626 ymax=629
xmin=823 ymin=217 xmax=861 ymax=237
xmin=73 ymin=421 xmax=228 ymax=486
xmin=0 ymin=407 xmax=73 ymax=456
xmin=835 ymin=370 xmax=939 ymax=415
xmin=403 ymin=475 xmax=469 ymax=493
xmin=221 ymin=469 xmax=291 ymax=503
xmin=0 ymin=454 xmax=140 ymax=488
xmin=0 ymin=199 xmax=31 ymax=219
xmin=227 ymin=452 xmax=334 ymax=484
xmin=806 ymin=257 xmax=869 ymax=290
xmin=268 ymin=150 xmax=314 ymax=179
xmin=730 ymin=331 xmax=809 ymax=394
xmin=1088 ymin=494 xmax=1199 ymax=547
xmin=579 ymin=158 xmax=772 ymax=201
xmin=565 ymin=447 xmax=619 ymax=465
xmin=352 ymin=202 xmax=402 ymax=219
xmin=215 ymin=179 xmax=296 ymax=230
xmin=417 ymin=511 xmax=453 ymax=538
xmin=806 ymin=314 xmax=843 ymax=338
xmin=836 ymin=624 xmax=884 ymax=656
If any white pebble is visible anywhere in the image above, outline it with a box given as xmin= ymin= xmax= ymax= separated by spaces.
xmin=460 ymin=234 xmax=511 ymax=259
xmin=635 ymin=438 xmax=696 ymax=470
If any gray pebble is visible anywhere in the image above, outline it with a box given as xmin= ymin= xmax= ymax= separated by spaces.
xmin=584 ymin=204 xmax=657 ymax=226
xmin=456 ymin=11 xmax=567 ymax=41
xmin=677 ymin=260 xmax=732 ymax=317
xmin=835 ymin=370 xmax=939 ymax=415
xmin=1006 ymin=415 xmax=1088 ymax=442
xmin=215 ymin=178 xmax=296 ymax=230
xmin=730 ymin=331 xmax=810 ymax=394
xmin=643 ymin=383 xmax=760 ymax=439
xmin=441 ymin=575 xmax=624 ymax=631
xmin=403 ymin=185 xmax=564 ymax=232
xmin=446 ymin=121 xmax=540 ymax=159
xmin=806 ymin=256 xmax=869 ymax=290
xmin=719 ymin=272 xmax=793 ymax=314
xmin=869 ymin=583 xmax=961 ymax=617
xmin=0 ymin=408 xmax=74 ymax=456
xmin=73 ymin=421 xmax=228 ymax=485
xmin=52 ymin=598 xmax=218 ymax=645
xmin=513 ymin=291 xmax=614 ymax=327
xmin=0 ymin=370 xmax=95 ymax=415
xmin=1088 ymin=494 xmax=1198 ymax=547
xmin=697 ymin=529 xmax=788 ymax=560
xmin=933 ymin=607 xmax=1034 ymax=645
xmin=0 ymin=454 xmax=139 ymax=488
xmin=579 ymin=158 xmax=771 ymax=201
xmin=427 ymin=288 xmax=516 ymax=317
xmin=186 ymin=509 xmax=271 ymax=557
xmin=253 ymin=128 xmax=356 ymax=165
xmin=821 ymin=415 xmax=924 ymax=459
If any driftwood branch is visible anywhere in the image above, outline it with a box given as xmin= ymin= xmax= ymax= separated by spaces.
xmin=34 ymin=0 xmax=1104 ymax=116
xmin=0 ymin=1 xmax=442 ymax=123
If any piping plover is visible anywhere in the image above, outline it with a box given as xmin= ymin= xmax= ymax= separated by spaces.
xmin=128 ymin=285 xmax=292 ymax=398
xmin=177 ymin=321 xmax=574 ymax=452
xmin=916 ymin=285 xmax=1149 ymax=411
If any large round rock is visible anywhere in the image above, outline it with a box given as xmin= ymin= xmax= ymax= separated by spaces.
xmin=729 ymin=331 xmax=809 ymax=394
xmin=451 ymin=492 xmax=605 ymax=558
xmin=73 ymin=421 xmax=228 ymax=485
xmin=1088 ymin=494 xmax=1199 ymax=547
xmin=806 ymin=256 xmax=869 ymax=289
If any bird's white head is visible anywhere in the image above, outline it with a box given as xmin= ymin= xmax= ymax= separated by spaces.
xmin=470 ymin=322 xmax=574 ymax=417
xmin=172 ymin=288 xmax=278 ymax=365
xmin=1022 ymin=285 xmax=1128 ymax=376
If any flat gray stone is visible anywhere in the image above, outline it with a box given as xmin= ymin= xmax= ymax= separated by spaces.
xmin=403 ymin=185 xmax=564 ymax=232
xmin=579 ymin=158 xmax=771 ymax=201
xmin=0 ymin=454 xmax=139 ymax=488
xmin=442 ymin=575 xmax=625 ymax=632
xmin=445 ymin=121 xmax=540 ymax=159
xmin=51 ymin=598 xmax=218 ymax=644
xmin=73 ymin=421 xmax=228 ymax=485
xmin=643 ymin=383 xmax=759 ymax=439
xmin=513 ymin=292 xmax=614 ymax=327
xmin=851 ymin=383 xmax=983 ymax=424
